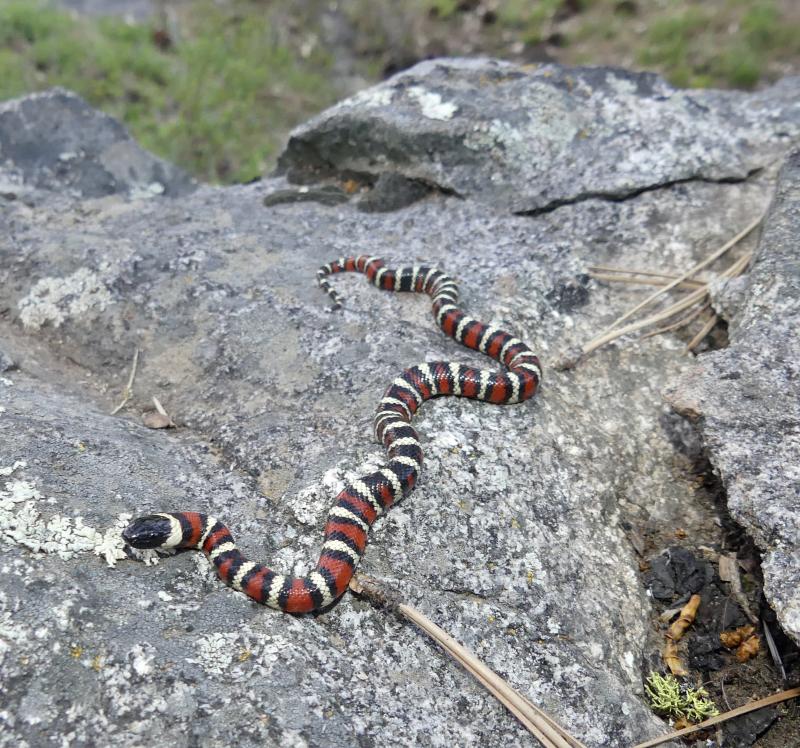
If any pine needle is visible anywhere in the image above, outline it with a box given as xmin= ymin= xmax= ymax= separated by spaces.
xmin=579 ymin=286 xmax=708 ymax=359
xmin=633 ymin=687 xmax=800 ymax=748
xmin=349 ymin=575 xmax=586 ymax=748
xmin=641 ymin=302 xmax=710 ymax=338
xmin=571 ymin=248 xmax=754 ymax=362
xmin=587 ymin=265 xmax=709 ymax=283
xmin=603 ymin=213 xmax=763 ymax=331
xmin=588 ymin=272 xmax=706 ymax=291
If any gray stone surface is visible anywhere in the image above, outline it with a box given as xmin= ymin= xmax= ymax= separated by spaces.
xmin=666 ymin=152 xmax=800 ymax=645
xmin=0 ymin=88 xmax=194 ymax=201
xmin=278 ymin=59 xmax=800 ymax=214
xmin=1 ymin=62 xmax=799 ymax=746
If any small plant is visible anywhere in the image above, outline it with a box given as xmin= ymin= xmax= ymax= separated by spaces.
xmin=645 ymin=671 xmax=719 ymax=724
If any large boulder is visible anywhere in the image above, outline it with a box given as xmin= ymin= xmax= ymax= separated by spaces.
xmin=1 ymin=62 xmax=799 ymax=746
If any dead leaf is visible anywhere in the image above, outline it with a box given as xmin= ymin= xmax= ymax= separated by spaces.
xmin=663 ymin=594 xmax=701 ymax=676
xmin=342 ymin=179 xmax=360 ymax=194
xmin=720 ymin=625 xmax=756 ymax=650
xmin=663 ymin=638 xmax=688 ymax=677
xmin=667 ymin=595 xmax=701 ymax=642
xmin=735 ymin=635 xmax=760 ymax=662
xmin=718 ymin=554 xmax=738 ymax=582
xmin=142 ymin=411 xmax=175 ymax=429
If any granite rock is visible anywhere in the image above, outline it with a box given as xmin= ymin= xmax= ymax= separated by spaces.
xmin=278 ymin=59 xmax=799 ymax=213
xmin=0 ymin=88 xmax=194 ymax=201
xmin=1 ymin=62 xmax=799 ymax=746
xmin=666 ymin=152 xmax=800 ymax=645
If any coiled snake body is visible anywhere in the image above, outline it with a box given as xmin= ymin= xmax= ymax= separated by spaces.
xmin=123 ymin=257 xmax=541 ymax=613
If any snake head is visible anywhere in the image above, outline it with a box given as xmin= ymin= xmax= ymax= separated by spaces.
xmin=122 ymin=514 xmax=174 ymax=549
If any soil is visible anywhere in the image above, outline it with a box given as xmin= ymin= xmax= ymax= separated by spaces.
xmin=634 ymin=434 xmax=800 ymax=747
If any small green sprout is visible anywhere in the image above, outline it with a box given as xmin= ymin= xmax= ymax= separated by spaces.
xmin=645 ymin=672 xmax=719 ymax=723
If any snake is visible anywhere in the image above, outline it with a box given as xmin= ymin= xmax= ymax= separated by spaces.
xmin=122 ymin=256 xmax=541 ymax=613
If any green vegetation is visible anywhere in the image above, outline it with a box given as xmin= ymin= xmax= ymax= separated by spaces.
xmin=0 ymin=0 xmax=798 ymax=184
xmin=634 ymin=2 xmax=798 ymax=89
xmin=644 ymin=672 xmax=720 ymax=723
xmin=0 ymin=1 xmax=335 ymax=183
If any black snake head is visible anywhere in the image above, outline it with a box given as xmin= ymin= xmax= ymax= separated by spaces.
xmin=122 ymin=514 xmax=173 ymax=549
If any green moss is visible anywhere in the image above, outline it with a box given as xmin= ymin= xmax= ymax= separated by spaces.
xmin=714 ymin=49 xmax=762 ymax=89
xmin=497 ymin=0 xmax=562 ymax=30
xmin=639 ymin=9 xmax=709 ymax=71
xmin=0 ymin=2 xmax=70 ymax=45
xmin=742 ymin=3 xmax=800 ymax=54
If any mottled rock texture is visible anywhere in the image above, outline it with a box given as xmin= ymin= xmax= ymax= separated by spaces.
xmin=666 ymin=152 xmax=800 ymax=645
xmin=279 ymin=59 xmax=799 ymax=213
xmin=1 ymin=62 xmax=799 ymax=747
xmin=0 ymin=88 xmax=193 ymax=200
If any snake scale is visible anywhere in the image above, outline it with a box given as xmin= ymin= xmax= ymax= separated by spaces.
xmin=122 ymin=256 xmax=541 ymax=613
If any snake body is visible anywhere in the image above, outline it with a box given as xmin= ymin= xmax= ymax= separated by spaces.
xmin=123 ymin=256 xmax=541 ymax=613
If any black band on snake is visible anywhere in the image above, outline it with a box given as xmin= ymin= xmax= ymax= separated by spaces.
xmin=123 ymin=256 xmax=541 ymax=613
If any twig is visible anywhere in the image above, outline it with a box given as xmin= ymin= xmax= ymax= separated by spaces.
xmin=633 ymin=687 xmax=800 ymax=748
xmin=400 ymin=604 xmax=576 ymax=748
xmin=718 ymin=554 xmax=758 ymax=625
xmin=604 ymin=213 xmax=763 ymax=331
xmin=110 ymin=347 xmax=139 ymax=415
xmin=152 ymin=396 xmax=168 ymax=417
xmin=349 ymin=575 xmax=586 ymax=748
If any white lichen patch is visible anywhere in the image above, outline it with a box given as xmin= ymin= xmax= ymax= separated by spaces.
xmin=129 ymin=181 xmax=165 ymax=200
xmin=0 ymin=603 xmax=28 ymax=667
xmin=0 ymin=466 xmax=152 ymax=567
xmin=18 ymin=266 xmax=113 ymax=330
xmin=188 ymin=628 xmax=294 ymax=679
xmin=334 ymin=85 xmax=395 ymax=112
xmin=0 ymin=460 xmax=26 ymax=477
xmin=189 ymin=632 xmax=241 ymax=676
xmin=407 ymin=86 xmax=458 ymax=121
xmin=130 ymin=643 xmax=156 ymax=676
xmin=284 ymin=463 xmax=346 ymax=526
